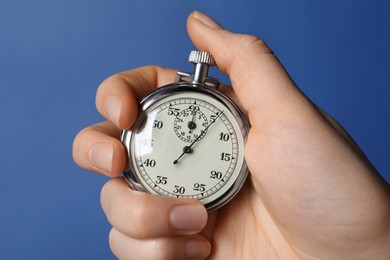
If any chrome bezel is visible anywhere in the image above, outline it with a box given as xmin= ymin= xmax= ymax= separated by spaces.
xmin=121 ymin=82 xmax=249 ymax=212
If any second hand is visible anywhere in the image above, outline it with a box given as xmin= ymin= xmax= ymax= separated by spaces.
xmin=173 ymin=110 xmax=224 ymax=165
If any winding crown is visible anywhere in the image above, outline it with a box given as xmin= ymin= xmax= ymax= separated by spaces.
xmin=189 ymin=51 xmax=215 ymax=66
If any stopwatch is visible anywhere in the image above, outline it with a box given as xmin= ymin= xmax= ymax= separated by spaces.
xmin=121 ymin=51 xmax=249 ymax=211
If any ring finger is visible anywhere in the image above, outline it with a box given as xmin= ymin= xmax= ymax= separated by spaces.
xmin=109 ymin=228 xmax=211 ymax=260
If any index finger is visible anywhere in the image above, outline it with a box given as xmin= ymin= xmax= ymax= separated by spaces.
xmin=96 ymin=66 xmax=177 ymax=130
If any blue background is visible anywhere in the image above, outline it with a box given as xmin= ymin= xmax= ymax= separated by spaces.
xmin=1 ymin=1 xmax=389 ymax=259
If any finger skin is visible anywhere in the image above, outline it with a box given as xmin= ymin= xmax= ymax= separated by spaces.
xmin=72 ymin=121 xmax=126 ymax=176
xmin=96 ymin=66 xmax=176 ymax=129
xmin=74 ymin=66 xmax=176 ymax=176
xmin=109 ymin=228 xmax=211 ymax=260
xmin=100 ymin=178 xmax=208 ymax=239
xmin=187 ymin=12 xmax=310 ymax=129
xmin=187 ymin=11 xmax=390 ymax=258
xmin=72 ymin=11 xmax=390 ymax=259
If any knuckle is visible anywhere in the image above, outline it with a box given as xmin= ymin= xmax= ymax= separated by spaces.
xmin=100 ymin=73 xmax=125 ymax=87
xmin=115 ymin=65 xmax=163 ymax=85
xmin=96 ymin=74 xmax=127 ymax=110
xmin=100 ymin=179 xmax=163 ymax=239
xmin=100 ymin=179 xmax=111 ymax=202
xmin=140 ymin=65 xmax=164 ymax=73
xmin=237 ymin=34 xmax=273 ymax=54
xmin=153 ymin=239 xmax=175 ymax=260
xmin=72 ymin=130 xmax=84 ymax=164
xmin=108 ymin=228 xmax=119 ymax=257
xmin=128 ymin=196 xmax=155 ymax=237
xmin=74 ymin=125 xmax=93 ymax=140
xmin=125 ymin=194 xmax=172 ymax=239
xmin=72 ymin=126 xmax=95 ymax=167
xmin=100 ymin=178 xmax=119 ymax=214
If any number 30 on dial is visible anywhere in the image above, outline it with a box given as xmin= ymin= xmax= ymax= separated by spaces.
xmin=121 ymin=51 xmax=248 ymax=211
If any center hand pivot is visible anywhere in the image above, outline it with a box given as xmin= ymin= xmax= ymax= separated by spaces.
xmin=173 ymin=111 xmax=224 ymax=165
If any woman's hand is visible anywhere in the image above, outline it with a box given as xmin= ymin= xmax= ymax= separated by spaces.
xmin=73 ymin=11 xmax=390 ymax=259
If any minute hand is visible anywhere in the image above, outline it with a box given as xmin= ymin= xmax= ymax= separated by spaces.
xmin=173 ymin=110 xmax=224 ymax=165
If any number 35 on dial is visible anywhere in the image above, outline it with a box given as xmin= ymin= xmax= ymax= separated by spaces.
xmin=121 ymin=51 xmax=248 ymax=211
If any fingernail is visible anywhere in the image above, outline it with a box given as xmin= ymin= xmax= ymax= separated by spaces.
xmin=89 ymin=143 xmax=113 ymax=174
xmin=105 ymin=96 xmax=122 ymax=126
xmin=185 ymin=239 xmax=211 ymax=259
xmin=193 ymin=11 xmax=223 ymax=30
xmin=170 ymin=204 xmax=207 ymax=232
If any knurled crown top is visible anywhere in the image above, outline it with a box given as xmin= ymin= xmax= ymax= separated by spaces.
xmin=189 ymin=51 xmax=215 ymax=66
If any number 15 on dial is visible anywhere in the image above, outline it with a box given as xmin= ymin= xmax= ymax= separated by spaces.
xmin=121 ymin=51 xmax=248 ymax=211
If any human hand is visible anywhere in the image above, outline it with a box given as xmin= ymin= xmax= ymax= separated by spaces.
xmin=73 ymin=11 xmax=390 ymax=259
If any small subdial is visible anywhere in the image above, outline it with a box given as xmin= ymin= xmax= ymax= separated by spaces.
xmin=174 ymin=108 xmax=208 ymax=143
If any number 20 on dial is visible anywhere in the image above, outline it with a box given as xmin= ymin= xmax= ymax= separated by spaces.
xmin=121 ymin=51 xmax=248 ymax=211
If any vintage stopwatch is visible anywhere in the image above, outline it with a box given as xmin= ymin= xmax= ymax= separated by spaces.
xmin=121 ymin=51 xmax=249 ymax=212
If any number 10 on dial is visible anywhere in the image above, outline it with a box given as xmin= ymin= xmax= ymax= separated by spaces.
xmin=121 ymin=51 xmax=248 ymax=211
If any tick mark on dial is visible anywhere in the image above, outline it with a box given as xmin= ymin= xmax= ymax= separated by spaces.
xmin=173 ymin=111 xmax=224 ymax=165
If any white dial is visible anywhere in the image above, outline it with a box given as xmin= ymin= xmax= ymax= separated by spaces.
xmin=122 ymin=50 xmax=248 ymax=211
xmin=173 ymin=107 xmax=208 ymax=143
xmin=128 ymin=91 xmax=246 ymax=208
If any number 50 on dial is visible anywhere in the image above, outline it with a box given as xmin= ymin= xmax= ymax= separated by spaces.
xmin=121 ymin=51 xmax=248 ymax=211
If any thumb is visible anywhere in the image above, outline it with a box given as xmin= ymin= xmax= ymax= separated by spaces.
xmin=187 ymin=11 xmax=310 ymax=128
xmin=187 ymin=11 xmax=390 ymax=256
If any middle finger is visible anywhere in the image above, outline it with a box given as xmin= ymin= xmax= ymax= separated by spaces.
xmin=101 ymin=178 xmax=208 ymax=239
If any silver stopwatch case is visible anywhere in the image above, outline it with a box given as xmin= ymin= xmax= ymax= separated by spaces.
xmin=121 ymin=51 xmax=249 ymax=212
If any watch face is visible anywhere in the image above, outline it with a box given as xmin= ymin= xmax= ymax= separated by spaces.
xmin=123 ymin=86 xmax=248 ymax=211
